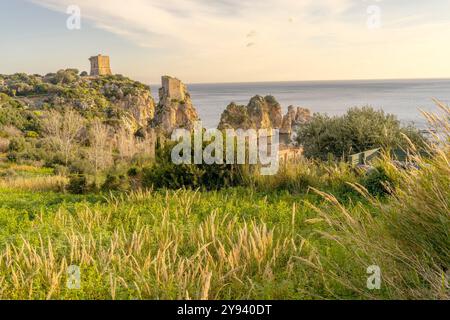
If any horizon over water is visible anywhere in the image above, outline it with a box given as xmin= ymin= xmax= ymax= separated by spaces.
xmin=152 ymin=78 xmax=450 ymax=129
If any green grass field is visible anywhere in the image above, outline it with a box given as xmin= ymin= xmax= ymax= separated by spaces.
xmin=0 ymin=158 xmax=448 ymax=300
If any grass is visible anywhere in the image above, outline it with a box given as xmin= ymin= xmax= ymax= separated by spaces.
xmin=0 ymin=188 xmax=326 ymax=299
xmin=0 ymin=103 xmax=448 ymax=300
xmin=0 ymin=175 xmax=68 ymax=192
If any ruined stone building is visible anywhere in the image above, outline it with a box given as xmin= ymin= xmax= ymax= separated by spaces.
xmin=160 ymin=75 xmax=186 ymax=102
xmin=152 ymin=76 xmax=199 ymax=134
xmin=89 ymin=54 xmax=112 ymax=76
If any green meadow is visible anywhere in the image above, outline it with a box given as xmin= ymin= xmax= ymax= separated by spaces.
xmin=0 ymin=129 xmax=448 ymax=299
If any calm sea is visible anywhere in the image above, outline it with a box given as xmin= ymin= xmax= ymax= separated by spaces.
xmin=152 ymin=79 xmax=450 ymax=129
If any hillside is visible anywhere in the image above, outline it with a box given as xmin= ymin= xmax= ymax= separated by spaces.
xmin=0 ymin=70 xmax=155 ymax=129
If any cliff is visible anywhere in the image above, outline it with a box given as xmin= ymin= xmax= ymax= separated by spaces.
xmin=218 ymin=95 xmax=310 ymax=135
xmin=151 ymin=76 xmax=199 ymax=134
xmin=218 ymin=95 xmax=282 ymax=130
xmin=0 ymin=70 xmax=156 ymax=129
xmin=281 ymin=106 xmax=311 ymax=134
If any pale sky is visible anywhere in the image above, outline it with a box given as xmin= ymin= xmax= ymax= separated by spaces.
xmin=1 ymin=0 xmax=450 ymax=84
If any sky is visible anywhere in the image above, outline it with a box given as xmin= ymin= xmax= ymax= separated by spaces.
xmin=1 ymin=0 xmax=450 ymax=84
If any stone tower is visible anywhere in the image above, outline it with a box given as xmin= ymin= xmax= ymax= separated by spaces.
xmin=89 ymin=54 xmax=112 ymax=76
xmin=159 ymin=76 xmax=186 ymax=101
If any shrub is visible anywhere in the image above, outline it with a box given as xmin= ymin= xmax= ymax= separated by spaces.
xmin=0 ymin=137 xmax=9 ymax=153
xmin=142 ymin=143 xmax=243 ymax=190
xmin=127 ymin=166 xmax=139 ymax=177
xmin=25 ymin=131 xmax=39 ymax=139
xmin=8 ymin=137 xmax=26 ymax=153
xmin=101 ymin=173 xmax=130 ymax=192
xmin=67 ymin=174 xmax=88 ymax=194
xmin=54 ymin=165 xmax=70 ymax=176
xmin=297 ymin=107 xmax=426 ymax=160
xmin=361 ymin=166 xmax=396 ymax=197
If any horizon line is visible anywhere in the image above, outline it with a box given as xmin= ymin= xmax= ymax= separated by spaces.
xmin=172 ymin=77 xmax=450 ymax=87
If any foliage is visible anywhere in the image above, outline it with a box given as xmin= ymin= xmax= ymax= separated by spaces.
xmin=142 ymin=143 xmax=243 ymax=190
xmin=0 ymin=71 xmax=152 ymax=119
xmin=297 ymin=107 xmax=426 ymax=160
xmin=101 ymin=172 xmax=130 ymax=192
xmin=67 ymin=174 xmax=88 ymax=194
xmin=361 ymin=165 xmax=396 ymax=197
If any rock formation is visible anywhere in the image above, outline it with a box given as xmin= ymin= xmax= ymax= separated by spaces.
xmin=151 ymin=76 xmax=199 ymax=135
xmin=280 ymin=106 xmax=311 ymax=134
xmin=218 ymin=95 xmax=310 ymax=135
xmin=116 ymin=90 xmax=155 ymax=128
xmin=218 ymin=95 xmax=283 ymax=130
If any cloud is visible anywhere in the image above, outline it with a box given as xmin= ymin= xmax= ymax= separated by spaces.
xmin=246 ymin=30 xmax=257 ymax=38
xmin=27 ymin=0 xmax=450 ymax=82
xmin=29 ymin=0 xmax=354 ymax=49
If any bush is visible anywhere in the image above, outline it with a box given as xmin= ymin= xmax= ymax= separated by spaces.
xmin=361 ymin=166 xmax=396 ymax=197
xmin=101 ymin=173 xmax=130 ymax=192
xmin=67 ymin=174 xmax=88 ymax=194
xmin=25 ymin=131 xmax=39 ymax=139
xmin=0 ymin=137 xmax=9 ymax=153
xmin=8 ymin=137 xmax=26 ymax=153
xmin=141 ymin=141 xmax=243 ymax=190
xmin=54 ymin=165 xmax=70 ymax=176
xmin=297 ymin=107 xmax=426 ymax=160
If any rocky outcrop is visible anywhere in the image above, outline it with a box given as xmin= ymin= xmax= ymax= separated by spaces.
xmin=218 ymin=95 xmax=310 ymax=135
xmin=218 ymin=95 xmax=283 ymax=130
xmin=151 ymin=76 xmax=199 ymax=135
xmin=116 ymin=91 xmax=155 ymax=128
xmin=280 ymin=106 xmax=311 ymax=134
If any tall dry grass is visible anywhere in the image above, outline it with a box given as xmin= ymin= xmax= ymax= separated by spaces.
xmin=0 ymin=175 xmax=68 ymax=192
xmin=303 ymin=101 xmax=449 ymax=299
xmin=0 ymin=103 xmax=447 ymax=300
xmin=0 ymin=189 xmax=316 ymax=299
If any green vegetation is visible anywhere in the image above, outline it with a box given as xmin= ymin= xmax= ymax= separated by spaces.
xmin=0 ymin=71 xmax=156 ymax=183
xmin=0 ymin=72 xmax=448 ymax=300
xmin=296 ymin=107 xmax=426 ymax=160
xmin=0 ymin=137 xmax=447 ymax=299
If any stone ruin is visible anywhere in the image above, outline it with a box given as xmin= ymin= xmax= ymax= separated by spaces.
xmin=89 ymin=54 xmax=112 ymax=76
xmin=151 ymin=76 xmax=199 ymax=135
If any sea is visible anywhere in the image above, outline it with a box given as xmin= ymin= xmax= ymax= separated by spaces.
xmin=152 ymin=79 xmax=450 ymax=130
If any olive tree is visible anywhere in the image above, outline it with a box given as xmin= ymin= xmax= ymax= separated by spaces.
xmin=296 ymin=107 xmax=426 ymax=160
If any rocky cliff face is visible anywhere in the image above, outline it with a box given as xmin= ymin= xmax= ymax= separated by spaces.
xmin=218 ymin=95 xmax=283 ymax=130
xmin=151 ymin=76 xmax=199 ymax=135
xmin=218 ymin=95 xmax=310 ymax=134
xmin=116 ymin=91 xmax=155 ymax=128
xmin=281 ymin=106 xmax=311 ymax=134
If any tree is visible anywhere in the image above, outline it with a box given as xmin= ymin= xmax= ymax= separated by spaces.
xmin=87 ymin=119 xmax=113 ymax=177
xmin=296 ymin=107 xmax=426 ymax=160
xmin=114 ymin=119 xmax=156 ymax=163
xmin=42 ymin=108 xmax=84 ymax=165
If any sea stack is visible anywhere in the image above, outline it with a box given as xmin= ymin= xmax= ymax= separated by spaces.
xmin=151 ymin=76 xmax=199 ymax=135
